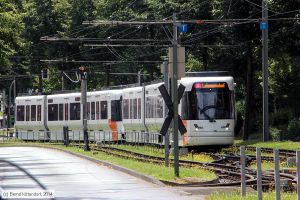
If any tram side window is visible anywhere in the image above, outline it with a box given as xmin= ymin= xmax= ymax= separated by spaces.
xmin=146 ymin=97 xmax=150 ymax=118
xmin=138 ymin=98 xmax=141 ymax=119
xmin=133 ymin=99 xmax=137 ymax=119
xmin=31 ymin=105 xmax=36 ymax=121
xmin=87 ymin=102 xmax=90 ymax=120
xmin=180 ymin=92 xmax=189 ymax=120
xmin=48 ymin=104 xmax=58 ymax=121
xmin=151 ymin=97 xmax=155 ymax=118
xmin=59 ymin=104 xmax=63 ymax=121
xmin=37 ymin=105 xmax=41 ymax=121
xmin=70 ymin=103 xmax=80 ymax=120
xmin=91 ymin=102 xmax=95 ymax=120
xmin=129 ymin=99 xmax=133 ymax=119
xmin=146 ymin=96 xmax=155 ymax=118
xmin=111 ymin=100 xmax=122 ymax=121
xmin=123 ymin=99 xmax=129 ymax=119
xmin=156 ymin=95 xmax=164 ymax=118
xmin=231 ymin=92 xmax=235 ymax=119
xmin=100 ymin=101 xmax=107 ymax=119
xmin=64 ymin=103 xmax=68 ymax=120
xmin=96 ymin=101 xmax=100 ymax=120
xmin=17 ymin=105 xmax=25 ymax=121
xmin=26 ymin=105 xmax=30 ymax=121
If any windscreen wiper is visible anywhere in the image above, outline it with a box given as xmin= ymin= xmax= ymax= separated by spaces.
xmin=198 ymin=106 xmax=216 ymax=122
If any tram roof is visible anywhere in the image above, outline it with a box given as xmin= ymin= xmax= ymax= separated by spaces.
xmin=180 ymin=76 xmax=234 ymax=91
xmin=16 ymin=95 xmax=45 ymax=100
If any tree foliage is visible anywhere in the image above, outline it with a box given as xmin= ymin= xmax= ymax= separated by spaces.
xmin=0 ymin=1 xmax=24 ymax=69
xmin=1 ymin=0 xmax=300 ymax=137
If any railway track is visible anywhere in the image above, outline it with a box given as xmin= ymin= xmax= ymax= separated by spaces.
xmin=71 ymin=143 xmax=253 ymax=186
xmin=69 ymin=143 xmax=297 ymax=189
xmin=224 ymin=146 xmax=298 ymax=163
xmin=70 ymin=144 xmax=284 ymax=187
xmin=244 ymin=146 xmax=297 ymax=157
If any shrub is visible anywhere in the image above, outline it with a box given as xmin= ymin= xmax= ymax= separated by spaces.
xmin=288 ymin=119 xmax=300 ymax=131
xmin=285 ymin=119 xmax=300 ymax=141
xmin=234 ymin=101 xmax=244 ymax=136
xmin=235 ymin=101 xmax=244 ymax=119
xmin=270 ymin=109 xmax=293 ymax=129
xmin=270 ymin=127 xmax=281 ymax=141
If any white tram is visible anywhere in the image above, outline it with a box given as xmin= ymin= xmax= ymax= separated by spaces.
xmin=15 ymin=72 xmax=235 ymax=147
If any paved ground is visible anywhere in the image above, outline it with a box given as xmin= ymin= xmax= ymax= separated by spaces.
xmin=0 ymin=147 xmax=205 ymax=200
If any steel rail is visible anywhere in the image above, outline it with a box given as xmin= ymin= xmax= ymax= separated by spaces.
xmin=71 ymin=144 xmax=256 ymax=187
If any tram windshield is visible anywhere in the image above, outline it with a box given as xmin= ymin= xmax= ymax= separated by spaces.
xmin=181 ymin=82 xmax=234 ymax=121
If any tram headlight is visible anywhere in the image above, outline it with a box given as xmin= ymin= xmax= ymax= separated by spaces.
xmin=221 ymin=123 xmax=230 ymax=130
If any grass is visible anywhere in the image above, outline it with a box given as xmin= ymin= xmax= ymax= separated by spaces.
xmin=235 ymin=140 xmax=300 ymax=151
xmin=0 ymin=140 xmax=217 ymax=182
xmin=249 ymin=160 xmax=295 ymax=171
xmin=223 ymin=146 xmax=284 ymax=157
xmin=0 ymin=128 xmax=14 ymax=134
xmin=223 ymin=140 xmax=298 ymax=170
xmin=111 ymin=144 xmax=214 ymax=163
xmin=206 ymin=191 xmax=296 ymax=200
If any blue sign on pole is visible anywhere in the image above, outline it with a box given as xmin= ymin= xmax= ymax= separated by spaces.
xmin=260 ymin=22 xmax=268 ymax=30
xmin=180 ymin=24 xmax=188 ymax=33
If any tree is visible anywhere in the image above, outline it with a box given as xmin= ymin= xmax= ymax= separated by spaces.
xmin=2 ymin=0 xmax=300 ymax=139
xmin=23 ymin=0 xmax=71 ymax=93
xmin=0 ymin=1 xmax=24 ymax=69
xmin=268 ymin=0 xmax=300 ymax=117
xmin=211 ymin=0 xmax=263 ymax=139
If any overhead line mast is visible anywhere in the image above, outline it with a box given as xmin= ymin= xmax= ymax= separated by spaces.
xmin=262 ymin=0 xmax=269 ymax=141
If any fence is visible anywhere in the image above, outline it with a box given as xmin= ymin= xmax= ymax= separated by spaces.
xmin=240 ymin=146 xmax=300 ymax=200
xmin=3 ymin=130 xmax=165 ymax=147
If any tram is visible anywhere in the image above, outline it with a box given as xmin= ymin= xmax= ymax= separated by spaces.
xmin=15 ymin=72 xmax=235 ymax=147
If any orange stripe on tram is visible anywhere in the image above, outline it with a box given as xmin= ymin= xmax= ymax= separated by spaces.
xmin=182 ymin=120 xmax=188 ymax=146
xmin=108 ymin=119 xmax=118 ymax=141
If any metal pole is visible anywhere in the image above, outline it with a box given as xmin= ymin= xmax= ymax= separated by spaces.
xmin=240 ymin=146 xmax=246 ymax=196
xmin=297 ymin=151 xmax=300 ymax=200
xmin=172 ymin=13 xmax=179 ymax=177
xmin=14 ymin=76 xmax=16 ymax=130
xmin=8 ymin=86 xmax=11 ymax=130
xmin=2 ymin=89 xmax=6 ymax=129
xmin=39 ymin=68 xmax=43 ymax=94
xmin=8 ymin=80 xmax=15 ymax=129
xmin=274 ymin=149 xmax=280 ymax=200
xmin=262 ymin=0 xmax=269 ymax=141
xmin=138 ymin=70 xmax=142 ymax=86
xmin=80 ymin=67 xmax=90 ymax=151
xmin=256 ymin=147 xmax=262 ymax=200
xmin=61 ymin=72 xmax=65 ymax=90
xmin=163 ymin=60 xmax=170 ymax=167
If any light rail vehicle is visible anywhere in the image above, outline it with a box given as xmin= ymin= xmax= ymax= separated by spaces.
xmin=15 ymin=72 xmax=236 ymax=148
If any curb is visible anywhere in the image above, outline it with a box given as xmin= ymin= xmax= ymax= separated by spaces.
xmin=0 ymin=144 xmax=165 ymax=187
xmin=161 ymin=178 xmax=219 ymax=187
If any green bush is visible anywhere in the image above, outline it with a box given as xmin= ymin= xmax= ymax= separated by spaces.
xmin=288 ymin=119 xmax=300 ymax=131
xmin=235 ymin=101 xmax=244 ymax=119
xmin=283 ymin=119 xmax=300 ymax=141
xmin=234 ymin=101 xmax=244 ymax=136
xmin=270 ymin=109 xmax=293 ymax=129
xmin=270 ymin=127 xmax=281 ymax=141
